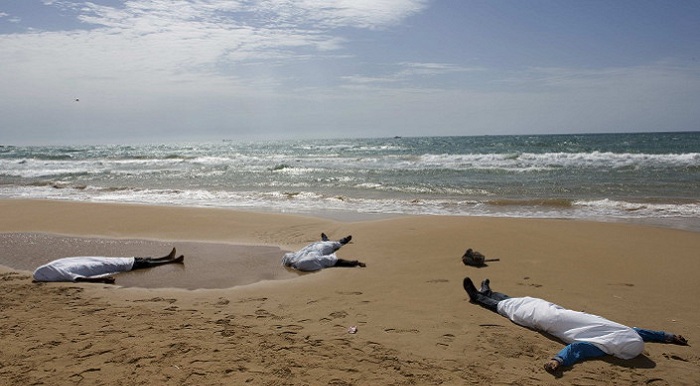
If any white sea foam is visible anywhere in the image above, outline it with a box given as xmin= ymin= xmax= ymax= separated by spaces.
xmin=415 ymin=152 xmax=700 ymax=171
xmin=2 ymin=134 xmax=699 ymax=231
xmin=574 ymin=199 xmax=700 ymax=218
xmin=3 ymin=183 xmax=698 ymax=224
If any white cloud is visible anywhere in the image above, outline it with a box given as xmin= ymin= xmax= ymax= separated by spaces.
xmin=0 ymin=12 xmax=20 ymax=23
xmin=340 ymin=62 xmax=485 ymax=89
xmin=1 ymin=0 xmax=698 ymax=144
xmin=0 ymin=0 xmax=433 ymax=142
xmin=396 ymin=62 xmax=484 ymax=77
xmin=0 ymin=0 xmax=428 ymax=95
xmin=258 ymin=0 xmax=429 ymax=29
xmin=494 ymin=62 xmax=700 ymax=97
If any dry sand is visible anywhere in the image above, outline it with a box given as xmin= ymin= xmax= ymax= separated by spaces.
xmin=1 ymin=199 xmax=699 ymax=385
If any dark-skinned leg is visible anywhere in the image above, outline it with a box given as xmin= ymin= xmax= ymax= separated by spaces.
xmin=334 ymin=258 xmax=365 ymax=268
xmin=132 ymin=255 xmax=184 ymax=270
xmin=145 ymin=248 xmax=177 ymax=262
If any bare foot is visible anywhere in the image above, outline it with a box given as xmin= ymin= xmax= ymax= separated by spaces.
xmin=166 ymin=247 xmax=176 ymax=259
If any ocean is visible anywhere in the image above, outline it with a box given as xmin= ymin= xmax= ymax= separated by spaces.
xmin=1 ymin=132 xmax=699 ymax=231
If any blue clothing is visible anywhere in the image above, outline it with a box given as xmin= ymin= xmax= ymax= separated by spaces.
xmin=464 ymin=279 xmax=679 ymax=368
xmin=554 ymin=328 xmax=672 ymax=366
xmin=633 ymin=327 xmax=671 ymax=343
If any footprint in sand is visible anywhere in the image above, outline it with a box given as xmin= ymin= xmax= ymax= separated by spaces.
xmin=426 ymin=279 xmax=449 ymax=284
xmin=82 ymin=307 xmax=108 ymax=314
xmin=273 ymin=324 xmax=304 ymax=331
xmin=516 ymin=282 xmax=542 ymax=288
xmin=254 ymin=309 xmax=273 ymax=318
xmin=645 ymin=379 xmax=671 ymax=385
xmin=272 ymin=324 xmax=304 ymax=335
xmin=662 ymin=353 xmax=689 ymax=362
xmin=384 ymin=328 xmax=419 ymax=334
xmin=327 ymin=378 xmax=353 ymax=386
xmin=319 ymin=311 xmax=348 ymax=323
xmin=335 ymin=291 xmax=363 ymax=295
xmin=214 ymin=316 xmax=234 ymax=325
xmin=54 ymin=287 xmax=85 ymax=296
xmin=237 ymin=297 xmax=268 ymax=303
xmin=133 ymin=297 xmax=177 ymax=304
xmin=248 ymin=308 xmax=282 ymax=320
xmin=516 ymin=277 xmax=543 ymax=288
xmin=215 ymin=317 xmax=238 ymax=337
xmin=0 ymin=272 xmax=28 ymax=281
xmin=328 ymin=311 xmax=349 ymax=319
xmin=609 ymin=283 xmax=635 ymax=287
xmin=437 ymin=333 xmax=455 ymax=348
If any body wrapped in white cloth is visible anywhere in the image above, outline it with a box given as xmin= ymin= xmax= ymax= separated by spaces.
xmin=497 ymin=296 xmax=644 ymax=359
xmin=33 ymin=256 xmax=135 ymax=282
xmin=282 ymin=241 xmax=341 ymax=272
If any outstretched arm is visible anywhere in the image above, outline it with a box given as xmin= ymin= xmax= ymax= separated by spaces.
xmin=633 ymin=328 xmax=688 ymax=345
xmin=545 ymin=342 xmax=606 ymax=374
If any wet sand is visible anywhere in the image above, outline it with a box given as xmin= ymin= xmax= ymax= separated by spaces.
xmin=0 ymin=233 xmax=297 ymax=289
xmin=1 ymin=199 xmax=699 ymax=385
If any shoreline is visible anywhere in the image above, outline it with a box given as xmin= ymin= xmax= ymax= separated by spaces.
xmin=3 ymin=133 xmax=698 ymax=233
xmin=2 ymin=197 xmax=698 ymax=233
xmin=1 ymin=199 xmax=699 ymax=385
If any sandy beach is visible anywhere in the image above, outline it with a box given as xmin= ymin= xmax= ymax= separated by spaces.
xmin=1 ymin=199 xmax=699 ymax=385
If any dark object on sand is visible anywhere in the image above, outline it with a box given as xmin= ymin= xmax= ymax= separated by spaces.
xmin=462 ymin=248 xmax=499 ymax=267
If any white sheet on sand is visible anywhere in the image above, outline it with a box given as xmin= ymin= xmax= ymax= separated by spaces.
xmin=497 ymin=296 xmax=644 ymax=359
xmin=33 ymin=256 xmax=135 ymax=282
xmin=281 ymin=241 xmax=341 ymax=272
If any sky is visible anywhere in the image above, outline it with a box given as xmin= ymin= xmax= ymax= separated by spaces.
xmin=1 ymin=0 xmax=699 ymax=145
